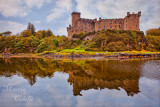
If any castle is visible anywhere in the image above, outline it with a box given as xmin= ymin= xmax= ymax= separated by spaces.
xmin=67 ymin=11 xmax=141 ymax=39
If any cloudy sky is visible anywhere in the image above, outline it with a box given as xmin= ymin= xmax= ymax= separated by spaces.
xmin=0 ymin=0 xmax=159 ymax=36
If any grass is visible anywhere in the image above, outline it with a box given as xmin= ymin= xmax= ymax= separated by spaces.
xmin=1 ymin=48 xmax=159 ymax=58
xmin=122 ymin=50 xmax=160 ymax=54
xmin=39 ymin=48 xmax=160 ymax=56
xmin=61 ymin=49 xmax=87 ymax=53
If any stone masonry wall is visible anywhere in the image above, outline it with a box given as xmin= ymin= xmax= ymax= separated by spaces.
xmin=67 ymin=11 xmax=141 ymax=39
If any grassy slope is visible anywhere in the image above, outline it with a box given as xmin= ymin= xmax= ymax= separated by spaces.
xmin=41 ymin=49 xmax=160 ymax=55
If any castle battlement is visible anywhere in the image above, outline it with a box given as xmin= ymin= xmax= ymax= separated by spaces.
xmin=71 ymin=12 xmax=81 ymax=15
xmin=67 ymin=11 xmax=141 ymax=39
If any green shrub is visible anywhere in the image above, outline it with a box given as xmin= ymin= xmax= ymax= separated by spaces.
xmin=36 ymin=42 xmax=48 ymax=53
xmin=53 ymin=39 xmax=59 ymax=47
xmin=105 ymin=41 xmax=126 ymax=52
xmin=146 ymin=35 xmax=160 ymax=51
xmin=146 ymin=28 xmax=160 ymax=36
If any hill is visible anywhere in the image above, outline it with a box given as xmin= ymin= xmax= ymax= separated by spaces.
xmin=0 ymin=28 xmax=160 ymax=54
xmin=72 ymin=29 xmax=148 ymax=52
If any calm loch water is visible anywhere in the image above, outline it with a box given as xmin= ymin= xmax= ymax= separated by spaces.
xmin=0 ymin=58 xmax=160 ymax=107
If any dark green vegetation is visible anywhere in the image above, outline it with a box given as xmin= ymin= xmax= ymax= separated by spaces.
xmin=80 ymin=30 xmax=147 ymax=52
xmin=0 ymin=31 xmax=12 ymax=36
xmin=72 ymin=28 xmax=160 ymax=52
xmin=0 ymin=23 xmax=160 ymax=53
xmin=146 ymin=28 xmax=160 ymax=51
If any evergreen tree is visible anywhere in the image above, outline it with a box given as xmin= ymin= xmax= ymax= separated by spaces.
xmin=27 ymin=22 xmax=31 ymax=31
xmin=31 ymin=24 xmax=36 ymax=35
xmin=27 ymin=22 xmax=36 ymax=35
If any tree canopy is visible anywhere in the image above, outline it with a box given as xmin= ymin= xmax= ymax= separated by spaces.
xmin=0 ymin=27 xmax=160 ymax=53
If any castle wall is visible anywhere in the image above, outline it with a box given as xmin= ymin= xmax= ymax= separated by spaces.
xmin=77 ymin=19 xmax=95 ymax=33
xmin=124 ymin=12 xmax=141 ymax=31
xmin=67 ymin=11 xmax=141 ymax=39
xmin=95 ymin=18 xmax=124 ymax=31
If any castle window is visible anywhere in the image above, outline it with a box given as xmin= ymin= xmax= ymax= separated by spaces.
xmin=119 ymin=21 xmax=121 ymax=24
xmin=115 ymin=21 xmax=116 ymax=23
xmin=119 ymin=25 xmax=121 ymax=28
xmin=115 ymin=25 xmax=116 ymax=28
xmin=104 ymin=26 xmax=106 ymax=28
xmin=110 ymin=25 xmax=112 ymax=28
xmin=110 ymin=20 xmax=112 ymax=23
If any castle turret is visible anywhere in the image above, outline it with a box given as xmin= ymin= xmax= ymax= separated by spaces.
xmin=72 ymin=12 xmax=81 ymax=28
xmin=127 ymin=12 xmax=130 ymax=17
xmin=138 ymin=11 xmax=141 ymax=17
xmin=124 ymin=11 xmax=141 ymax=31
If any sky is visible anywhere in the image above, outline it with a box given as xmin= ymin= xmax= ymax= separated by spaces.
xmin=0 ymin=0 xmax=160 ymax=36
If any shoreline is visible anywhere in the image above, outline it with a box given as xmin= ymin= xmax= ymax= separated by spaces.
xmin=1 ymin=52 xmax=160 ymax=60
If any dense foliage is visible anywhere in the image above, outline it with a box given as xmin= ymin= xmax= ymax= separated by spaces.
xmin=146 ymin=28 xmax=160 ymax=36
xmin=73 ymin=29 xmax=148 ymax=52
xmin=0 ymin=29 xmax=71 ymax=53
xmin=0 ymin=26 xmax=160 ymax=53
xmin=146 ymin=28 xmax=160 ymax=51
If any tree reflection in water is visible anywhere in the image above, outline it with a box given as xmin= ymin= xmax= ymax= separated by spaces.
xmin=0 ymin=58 xmax=146 ymax=96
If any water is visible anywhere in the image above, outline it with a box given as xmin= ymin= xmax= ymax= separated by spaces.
xmin=0 ymin=58 xmax=160 ymax=107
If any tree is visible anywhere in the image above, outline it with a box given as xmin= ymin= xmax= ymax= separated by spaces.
xmin=146 ymin=28 xmax=160 ymax=36
xmin=31 ymin=24 xmax=36 ymax=35
xmin=35 ymin=30 xmax=46 ymax=39
xmin=30 ymin=36 xmax=40 ymax=47
xmin=20 ymin=30 xmax=33 ymax=37
xmin=36 ymin=41 xmax=48 ymax=53
xmin=146 ymin=35 xmax=160 ymax=51
xmin=53 ymin=39 xmax=59 ymax=47
xmin=36 ymin=30 xmax=54 ymax=39
xmin=46 ymin=29 xmax=53 ymax=37
xmin=27 ymin=22 xmax=31 ymax=31
xmin=41 ymin=30 xmax=46 ymax=38
xmin=35 ymin=31 xmax=43 ymax=39
xmin=27 ymin=22 xmax=36 ymax=35
xmin=1 ymin=31 xmax=12 ymax=36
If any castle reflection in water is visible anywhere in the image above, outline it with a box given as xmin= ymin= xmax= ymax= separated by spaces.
xmin=0 ymin=58 xmax=155 ymax=97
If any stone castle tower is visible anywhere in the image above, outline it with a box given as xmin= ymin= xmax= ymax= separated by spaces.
xmin=67 ymin=11 xmax=141 ymax=39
